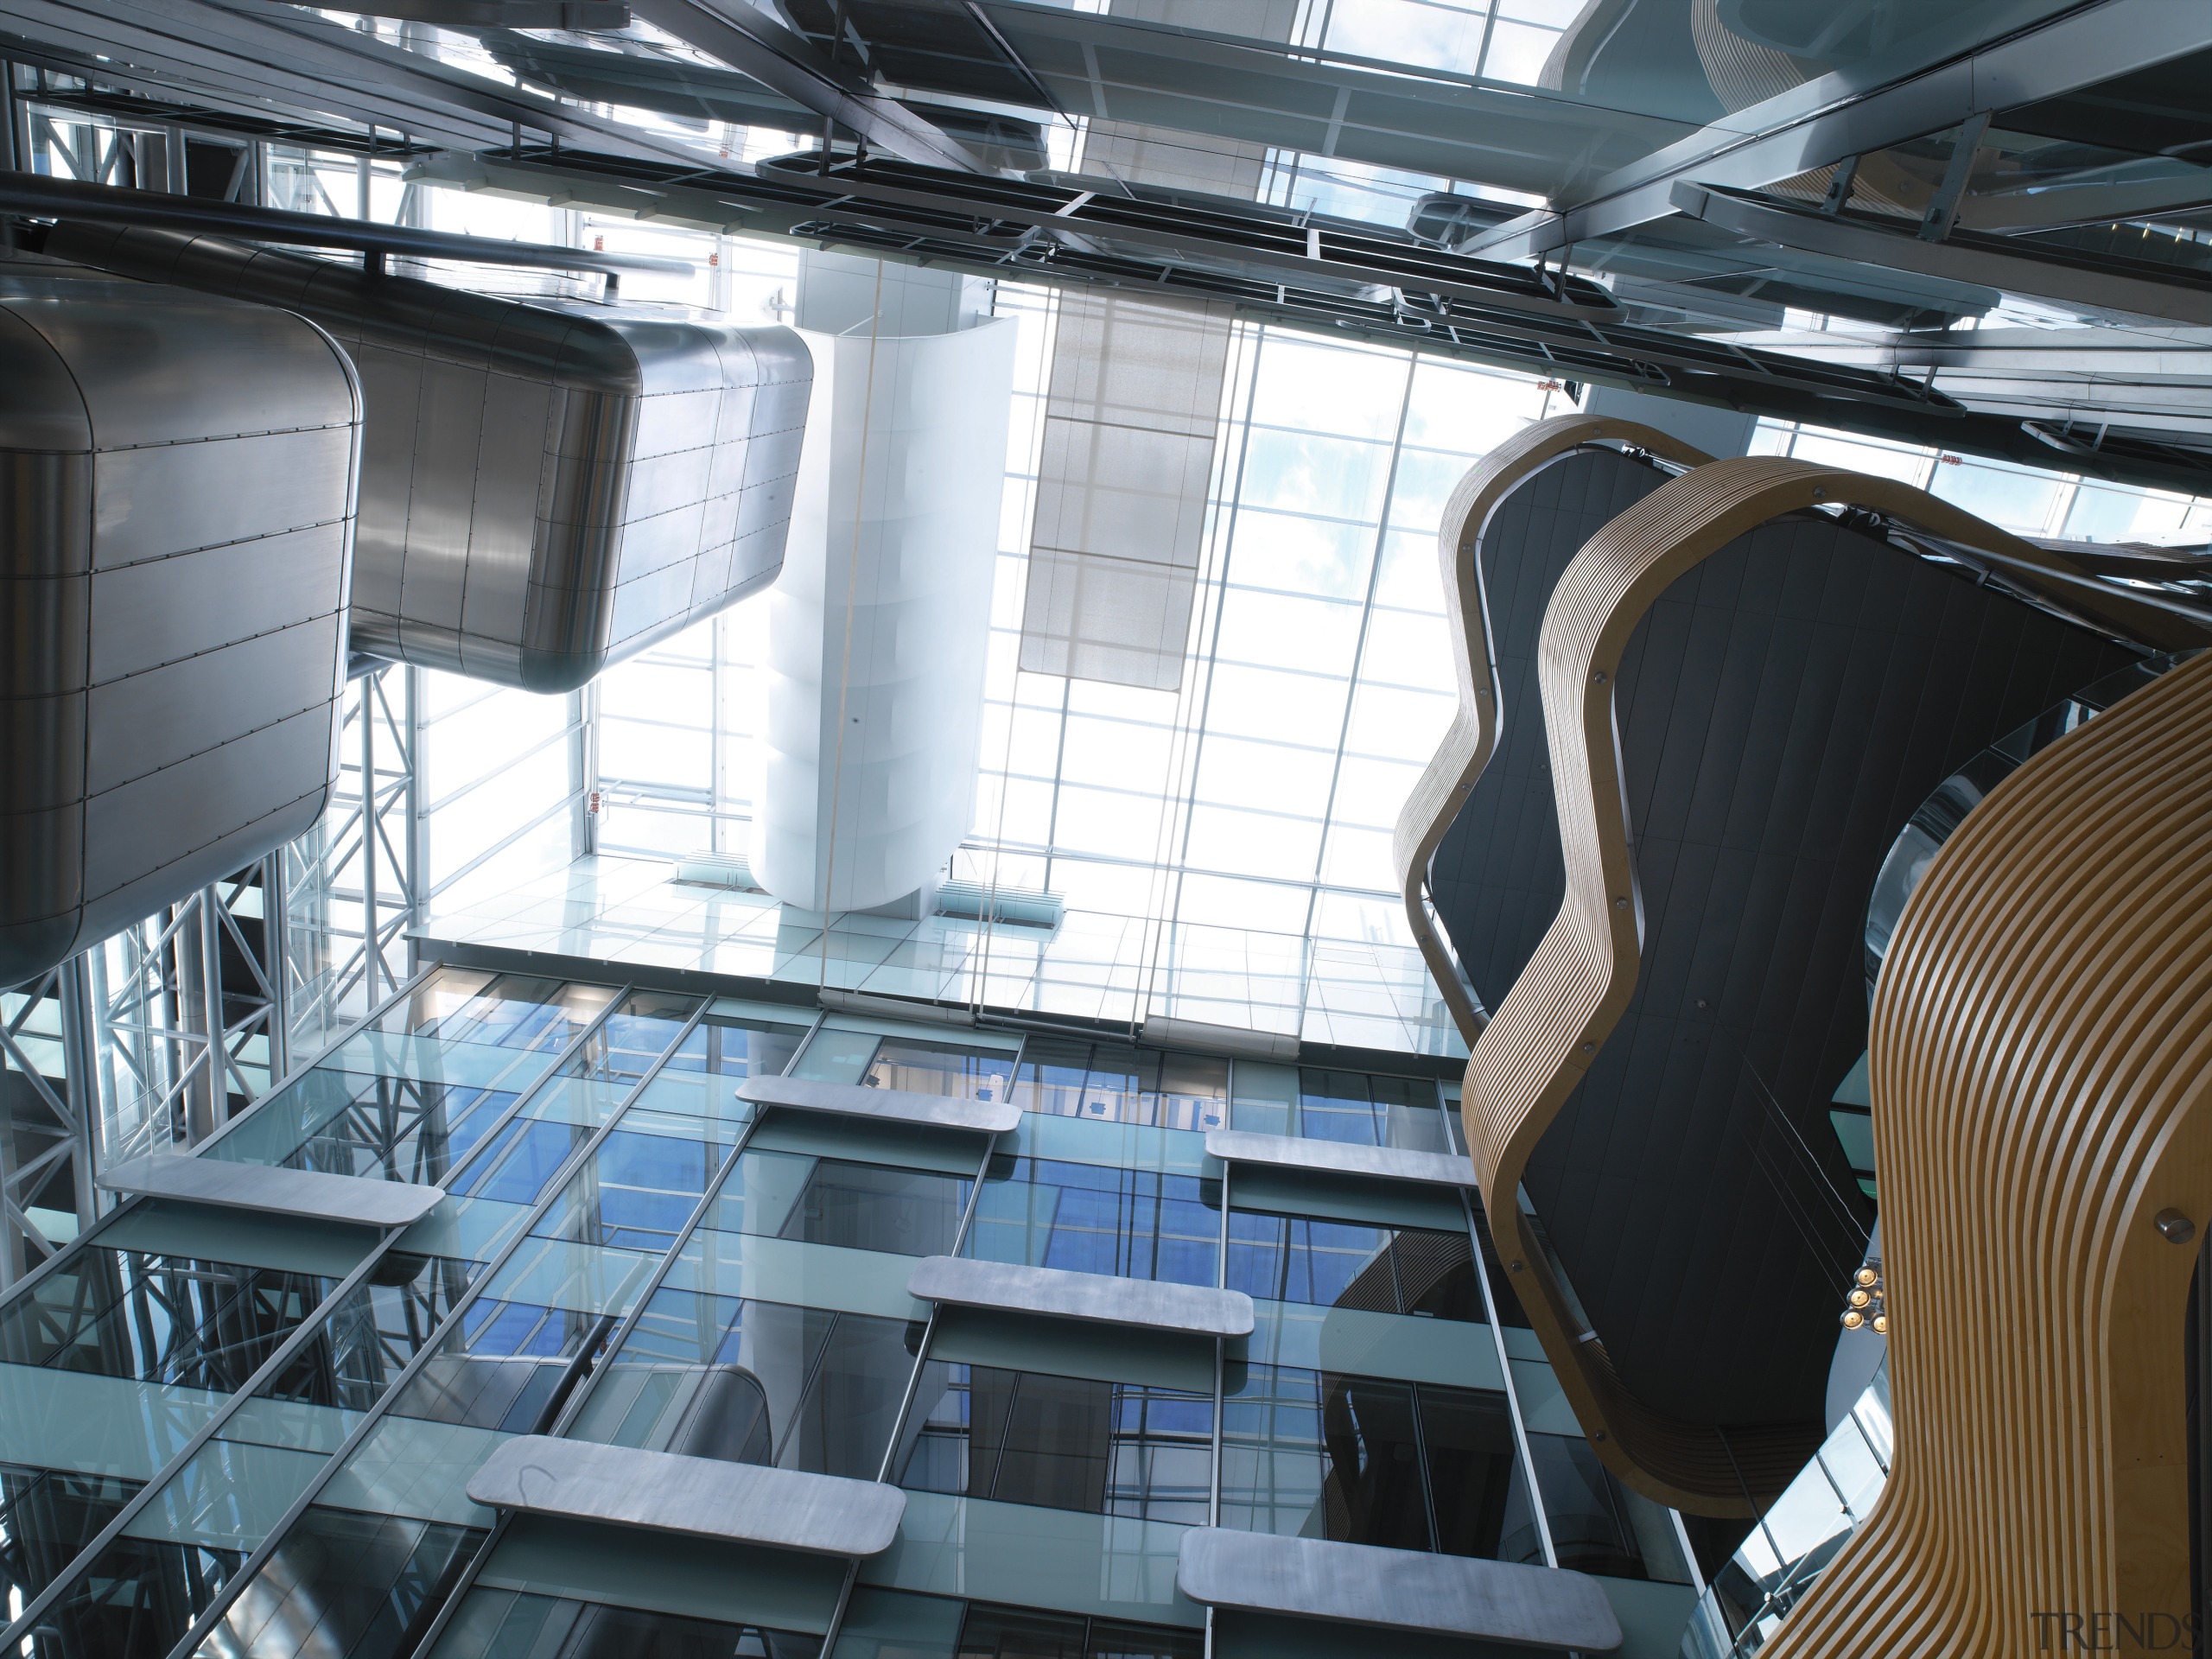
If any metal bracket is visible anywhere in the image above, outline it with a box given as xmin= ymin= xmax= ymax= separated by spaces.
xmin=1821 ymin=154 xmax=1859 ymax=216
xmin=1919 ymin=111 xmax=1991 ymax=243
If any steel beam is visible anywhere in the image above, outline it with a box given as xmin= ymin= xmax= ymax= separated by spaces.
xmin=0 ymin=168 xmax=693 ymax=272
xmin=627 ymin=0 xmax=987 ymax=171
xmin=1960 ymin=172 xmax=2212 ymax=235
xmin=0 ymin=0 xmax=715 ymax=162
xmin=753 ymin=150 xmax=1617 ymax=315
xmin=1675 ymin=183 xmax=2212 ymax=327
xmin=969 ymin=0 xmax=1688 ymax=200
xmin=405 ymin=143 xmax=2212 ymax=495
xmin=1460 ymin=0 xmax=2212 ymax=259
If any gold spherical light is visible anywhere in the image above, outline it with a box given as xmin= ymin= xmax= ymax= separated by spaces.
xmin=1855 ymin=1267 xmax=1878 ymax=1287
xmin=1841 ymin=1310 xmax=1864 ymax=1329
xmin=1847 ymin=1287 xmax=1872 ymax=1308
xmin=1872 ymin=1314 xmax=1889 ymax=1335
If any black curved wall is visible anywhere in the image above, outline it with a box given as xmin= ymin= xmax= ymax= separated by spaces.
xmin=1430 ymin=449 xmax=2139 ymax=1427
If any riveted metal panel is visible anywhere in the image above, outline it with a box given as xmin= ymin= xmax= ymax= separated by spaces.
xmin=92 ymin=426 xmax=355 ymax=571
xmin=86 ymin=620 xmax=342 ymax=795
xmin=86 ymin=522 xmax=347 ymax=686
xmin=83 ymin=704 xmax=339 ymax=905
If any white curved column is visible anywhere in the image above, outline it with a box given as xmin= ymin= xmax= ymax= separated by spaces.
xmin=752 ymin=318 xmax=1015 ymax=914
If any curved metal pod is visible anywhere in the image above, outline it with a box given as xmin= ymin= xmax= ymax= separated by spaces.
xmin=0 ymin=256 xmax=361 ymax=987
xmin=51 ymin=222 xmax=813 ymax=694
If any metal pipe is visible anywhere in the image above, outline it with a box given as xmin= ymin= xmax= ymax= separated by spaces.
xmin=0 ymin=167 xmax=693 ymax=274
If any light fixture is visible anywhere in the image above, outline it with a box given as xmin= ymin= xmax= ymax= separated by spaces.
xmin=1840 ymin=1255 xmax=1889 ymax=1336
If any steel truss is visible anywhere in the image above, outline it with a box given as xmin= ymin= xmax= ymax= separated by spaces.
xmin=282 ymin=666 xmax=423 ymax=1060
xmin=0 ymin=671 xmax=425 ymax=1283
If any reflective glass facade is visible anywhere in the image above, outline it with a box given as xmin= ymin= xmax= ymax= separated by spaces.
xmin=0 ymin=965 xmax=1695 ymax=1657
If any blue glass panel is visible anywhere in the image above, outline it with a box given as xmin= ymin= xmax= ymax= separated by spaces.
xmin=963 ymin=1158 xmax=1218 ymax=1287
xmin=448 ymin=1117 xmax=589 ymax=1206
xmin=1227 ymin=1211 xmax=1481 ymax=1323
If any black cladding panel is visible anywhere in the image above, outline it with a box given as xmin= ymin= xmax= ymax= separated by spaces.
xmin=1429 ymin=445 xmax=1669 ymax=1014
xmin=1430 ymin=455 xmax=2140 ymax=1427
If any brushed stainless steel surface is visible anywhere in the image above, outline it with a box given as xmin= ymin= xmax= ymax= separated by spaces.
xmin=1175 ymin=1528 xmax=1624 ymax=1649
xmin=0 ymin=253 xmax=359 ymax=988
xmin=735 ymin=1072 xmax=1020 ymax=1134
xmin=906 ymin=1255 xmax=1255 ymax=1338
xmin=97 ymin=1153 xmax=444 ymax=1226
xmin=45 ymin=223 xmax=811 ymax=693
xmin=1204 ymin=1128 xmax=1478 ymax=1189
xmin=466 ymin=1434 xmax=907 ymax=1555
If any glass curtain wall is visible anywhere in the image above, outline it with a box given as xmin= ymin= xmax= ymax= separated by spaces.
xmin=0 ymin=973 xmax=1695 ymax=1658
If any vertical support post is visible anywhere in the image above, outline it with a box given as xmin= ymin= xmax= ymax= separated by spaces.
xmin=195 ymin=885 xmax=227 ymax=1141
xmin=174 ymin=894 xmax=215 ymax=1146
xmin=1821 ymin=154 xmax=1860 ymax=215
xmin=0 ymin=1088 xmax=16 ymax=1293
xmin=570 ymin=684 xmax=594 ymax=860
xmin=361 ymin=671 xmax=382 ymax=1003
xmin=710 ymin=611 xmax=727 ymax=851
xmin=54 ymin=957 xmax=99 ymax=1226
xmin=260 ymin=851 xmax=291 ymax=1081
xmin=1 ymin=60 xmax=22 ymax=175
xmin=406 ymin=666 xmax=429 ymax=974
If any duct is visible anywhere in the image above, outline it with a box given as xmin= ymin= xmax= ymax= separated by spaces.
xmin=48 ymin=221 xmax=812 ymax=693
xmin=0 ymin=254 xmax=360 ymax=988
xmin=751 ymin=317 xmax=1015 ymax=915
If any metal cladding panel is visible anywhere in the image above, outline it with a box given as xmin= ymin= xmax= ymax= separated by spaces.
xmin=1176 ymin=1529 xmax=1623 ymax=1649
xmin=86 ymin=522 xmax=347 ymax=686
xmin=99 ymin=1153 xmax=443 ymax=1226
xmin=44 ymin=225 xmax=812 ymax=696
xmin=907 ymin=1255 xmax=1256 ymax=1337
xmin=736 ymin=1072 xmax=1021 ymax=1134
xmin=344 ymin=342 xmax=423 ymax=644
xmin=93 ymin=426 xmax=353 ymax=569
xmin=0 ymin=257 xmax=359 ymax=988
xmin=467 ymin=1434 xmax=906 ymax=1555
